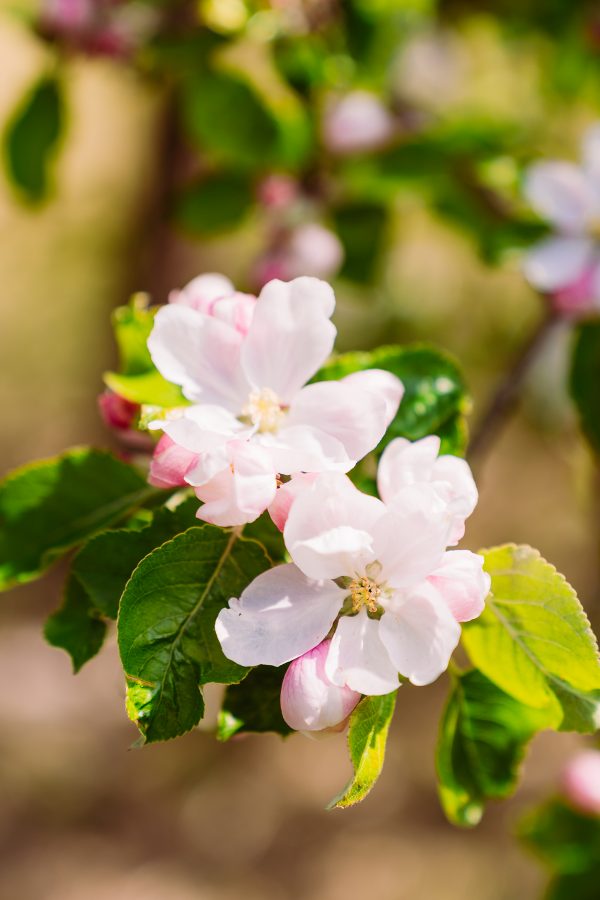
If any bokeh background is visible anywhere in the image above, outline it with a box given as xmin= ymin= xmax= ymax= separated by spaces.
xmin=2 ymin=1 xmax=600 ymax=898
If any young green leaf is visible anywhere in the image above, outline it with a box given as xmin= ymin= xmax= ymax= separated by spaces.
xmin=518 ymin=798 xmax=600 ymax=875
xmin=332 ymin=201 xmax=389 ymax=283
xmin=217 ymin=665 xmax=292 ymax=741
xmin=328 ymin=691 xmax=397 ymax=809
xmin=103 ymin=370 xmax=186 ymax=408
xmin=462 ymin=545 xmax=600 ymax=732
xmin=436 ymin=669 xmax=554 ymax=827
xmin=4 ymin=75 xmax=64 ymax=203
xmin=118 ymin=526 xmax=270 ymax=743
xmin=44 ymin=574 xmax=107 ymax=672
xmin=570 ymin=320 xmax=600 ymax=456
xmin=73 ymin=497 xmax=200 ymax=619
xmin=0 ymin=449 xmax=154 ymax=591
xmin=112 ymin=297 xmax=155 ymax=376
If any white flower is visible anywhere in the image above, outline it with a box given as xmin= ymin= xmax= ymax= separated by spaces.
xmin=148 ymin=277 xmax=404 ymax=526
xmin=523 ymin=124 xmax=600 ymax=313
xmin=216 ymin=473 xmax=489 ymax=695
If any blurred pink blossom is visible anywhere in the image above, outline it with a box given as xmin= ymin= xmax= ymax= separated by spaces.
xmin=562 ymin=750 xmax=600 ymax=816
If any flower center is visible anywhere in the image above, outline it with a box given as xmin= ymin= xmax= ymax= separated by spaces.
xmin=349 ymin=576 xmax=382 ymax=614
xmin=241 ymin=387 xmax=286 ymax=433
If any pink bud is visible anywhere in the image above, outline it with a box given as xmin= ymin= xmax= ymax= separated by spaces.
xmin=552 ymin=267 xmax=598 ymax=316
xmin=98 ymin=391 xmax=138 ymax=431
xmin=285 ymin=223 xmax=344 ymax=280
xmin=323 ymin=91 xmax=396 ymax=155
xmin=258 ymin=174 xmax=299 ymax=209
xmin=281 ymin=640 xmax=361 ymax=733
xmin=149 ymin=434 xmax=198 ymax=489
xmin=169 ymin=274 xmax=256 ymax=335
xmin=562 ymin=750 xmax=600 ymax=816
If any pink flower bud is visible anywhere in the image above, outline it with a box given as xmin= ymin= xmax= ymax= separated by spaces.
xmin=285 ymin=223 xmax=344 ymax=280
xmin=323 ymin=91 xmax=396 ymax=155
xmin=552 ymin=267 xmax=598 ymax=317
xmin=149 ymin=434 xmax=198 ymax=489
xmin=562 ymin=750 xmax=600 ymax=816
xmin=281 ymin=640 xmax=361 ymax=733
xmin=98 ymin=391 xmax=138 ymax=431
xmin=258 ymin=174 xmax=299 ymax=209
xmin=169 ymin=274 xmax=256 ymax=335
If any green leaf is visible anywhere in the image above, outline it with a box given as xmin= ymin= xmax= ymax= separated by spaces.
xmin=118 ymin=526 xmax=270 ymax=743
xmin=4 ymin=75 xmax=64 ymax=203
xmin=462 ymin=545 xmax=600 ymax=732
xmin=182 ymin=71 xmax=279 ymax=169
xmin=104 ymin=370 xmax=186 ymax=408
xmin=0 ymin=448 xmax=154 ymax=592
xmin=217 ymin=665 xmax=292 ymax=740
xmin=44 ymin=574 xmax=107 ymax=672
xmin=328 ymin=691 xmax=397 ymax=809
xmin=73 ymin=497 xmax=199 ymax=619
xmin=570 ymin=320 xmax=600 ymax=456
xmin=175 ymin=171 xmax=254 ymax=235
xmin=436 ymin=669 xmax=554 ymax=827
xmin=333 ymin=202 xmax=389 ymax=283
xmin=314 ymin=344 xmax=468 ymax=454
xmin=518 ymin=799 xmax=600 ymax=875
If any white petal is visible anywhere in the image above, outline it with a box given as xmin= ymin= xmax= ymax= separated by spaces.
xmin=428 ymin=550 xmax=490 ymax=622
xmin=371 ymin=485 xmax=450 ymax=589
xmin=215 ymin=563 xmax=345 ymax=667
xmin=379 ymin=585 xmax=460 ymax=685
xmin=169 ymin=273 xmax=234 ymax=311
xmin=268 ymin=473 xmax=318 ymax=532
xmin=325 ymin=608 xmax=399 ymax=695
xmin=341 ymin=369 xmax=405 ymax=426
xmin=522 ymin=236 xmax=593 ymax=292
xmin=241 ymin=277 xmax=336 ymax=403
xmin=155 ymin=405 xmax=244 ymax=454
xmin=284 ymin=473 xmax=386 ymax=580
xmin=523 ymin=161 xmax=589 ymax=233
xmin=256 ymin=424 xmax=352 ymax=475
xmin=148 ymin=304 xmax=250 ymax=409
xmin=194 ymin=441 xmax=277 ymax=527
xmin=431 ymin=454 xmax=478 ymax=543
xmin=377 ymin=435 xmax=441 ymax=503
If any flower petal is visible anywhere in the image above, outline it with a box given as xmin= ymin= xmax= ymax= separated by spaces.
xmin=151 ymin=405 xmax=244 ymax=454
xmin=169 ymin=273 xmax=235 ymax=312
xmin=148 ymin=304 xmax=250 ymax=409
xmin=280 ymin=639 xmax=360 ymax=732
xmin=194 ymin=441 xmax=277 ymax=527
xmin=257 ymin=424 xmax=352 ymax=475
xmin=428 ymin=550 xmax=490 ymax=622
xmin=377 ymin=435 xmax=441 ymax=504
xmin=284 ymin=473 xmax=386 ymax=580
xmin=325 ymin=608 xmax=399 ymax=695
xmin=341 ymin=369 xmax=405 ymax=426
xmin=241 ymin=277 xmax=336 ymax=403
xmin=523 ymin=161 xmax=589 ymax=233
xmin=148 ymin=434 xmax=198 ymax=488
xmin=522 ymin=236 xmax=593 ymax=292
xmin=268 ymin=473 xmax=318 ymax=532
xmin=215 ymin=563 xmax=345 ymax=667
xmin=379 ymin=585 xmax=460 ymax=686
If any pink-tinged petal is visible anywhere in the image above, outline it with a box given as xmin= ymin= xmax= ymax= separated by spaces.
xmin=428 ymin=550 xmax=490 ymax=622
xmin=215 ymin=563 xmax=345 ymax=667
xmin=432 ymin=454 xmax=478 ymax=543
xmin=257 ymin=424 xmax=352 ymax=475
xmin=523 ymin=162 xmax=589 ymax=233
xmin=98 ymin=391 xmax=138 ymax=431
xmin=522 ymin=236 xmax=592 ymax=292
xmin=194 ymin=441 xmax=277 ymax=527
xmin=561 ymin=750 xmax=600 ymax=816
xmin=553 ymin=264 xmax=599 ymax=316
xmin=371 ymin=485 xmax=450 ymax=590
xmin=150 ymin=405 xmax=245 ymax=455
xmin=379 ymin=584 xmax=460 ymax=686
xmin=377 ymin=435 xmax=441 ymax=503
xmin=148 ymin=434 xmax=198 ymax=488
xmin=268 ymin=473 xmax=318 ymax=532
xmin=287 ymin=375 xmax=402 ymax=465
xmin=582 ymin=123 xmax=600 ymax=183
xmin=211 ymin=293 xmax=256 ymax=335
xmin=169 ymin=273 xmax=235 ymax=313
xmin=148 ymin=305 xmax=250 ymax=409
xmin=280 ymin=639 xmax=360 ymax=732
xmin=325 ymin=609 xmax=399 ymax=695
xmin=284 ymin=473 xmax=386 ymax=580
xmin=341 ymin=369 xmax=405 ymax=427
xmin=241 ymin=277 xmax=336 ymax=403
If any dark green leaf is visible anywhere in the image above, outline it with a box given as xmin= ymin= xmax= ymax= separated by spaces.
xmin=118 ymin=526 xmax=270 ymax=743
xmin=44 ymin=574 xmax=107 ymax=672
xmin=175 ymin=171 xmax=254 ymax=235
xmin=217 ymin=665 xmax=292 ymax=740
xmin=333 ymin=202 xmax=389 ymax=283
xmin=462 ymin=545 xmax=600 ymax=732
xmin=73 ymin=497 xmax=199 ymax=619
xmin=328 ymin=691 xmax=397 ymax=809
xmin=518 ymin=799 xmax=600 ymax=875
xmin=436 ymin=669 xmax=554 ymax=827
xmin=0 ymin=449 xmax=154 ymax=591
xmin=570 ymin=320 xmax=600 ymax=456
xmin=4 ymin=75 xmax=64 ymax=203
xmin=242 ymin=513 xmax=287 ymax=563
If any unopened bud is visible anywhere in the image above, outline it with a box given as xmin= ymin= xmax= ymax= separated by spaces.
xmin=281 ymin=640 xmax=361 ymax=733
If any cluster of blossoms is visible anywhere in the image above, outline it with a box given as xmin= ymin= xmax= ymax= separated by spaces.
xmin=523 ymin=123 xmax=600 ymax=316
xmin=40 ymin=0 xmax=160 ymax=57
xmin=142 ymin=274 xmax=489 ymax=733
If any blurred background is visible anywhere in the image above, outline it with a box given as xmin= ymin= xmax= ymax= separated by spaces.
xmin=1 ymin=1 xmax=600 ymax=898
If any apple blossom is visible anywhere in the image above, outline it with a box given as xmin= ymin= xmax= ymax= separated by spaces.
xmin=522 ymin=123 xmax=600 ymax=314
xmin=147 ymin=277 xmax=404 ymax=526
xmin=323 ymin=91 xmax=396 ymax=155
xmin=168 ymin=273 xmax=256 ymax=336
xmin=216 ymin=472 xmax=488 ymax=696
xmin=561 ymin=750 xmax=600 ymax=817
xmin=280 ymin=639 xmax=361 ymax=732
